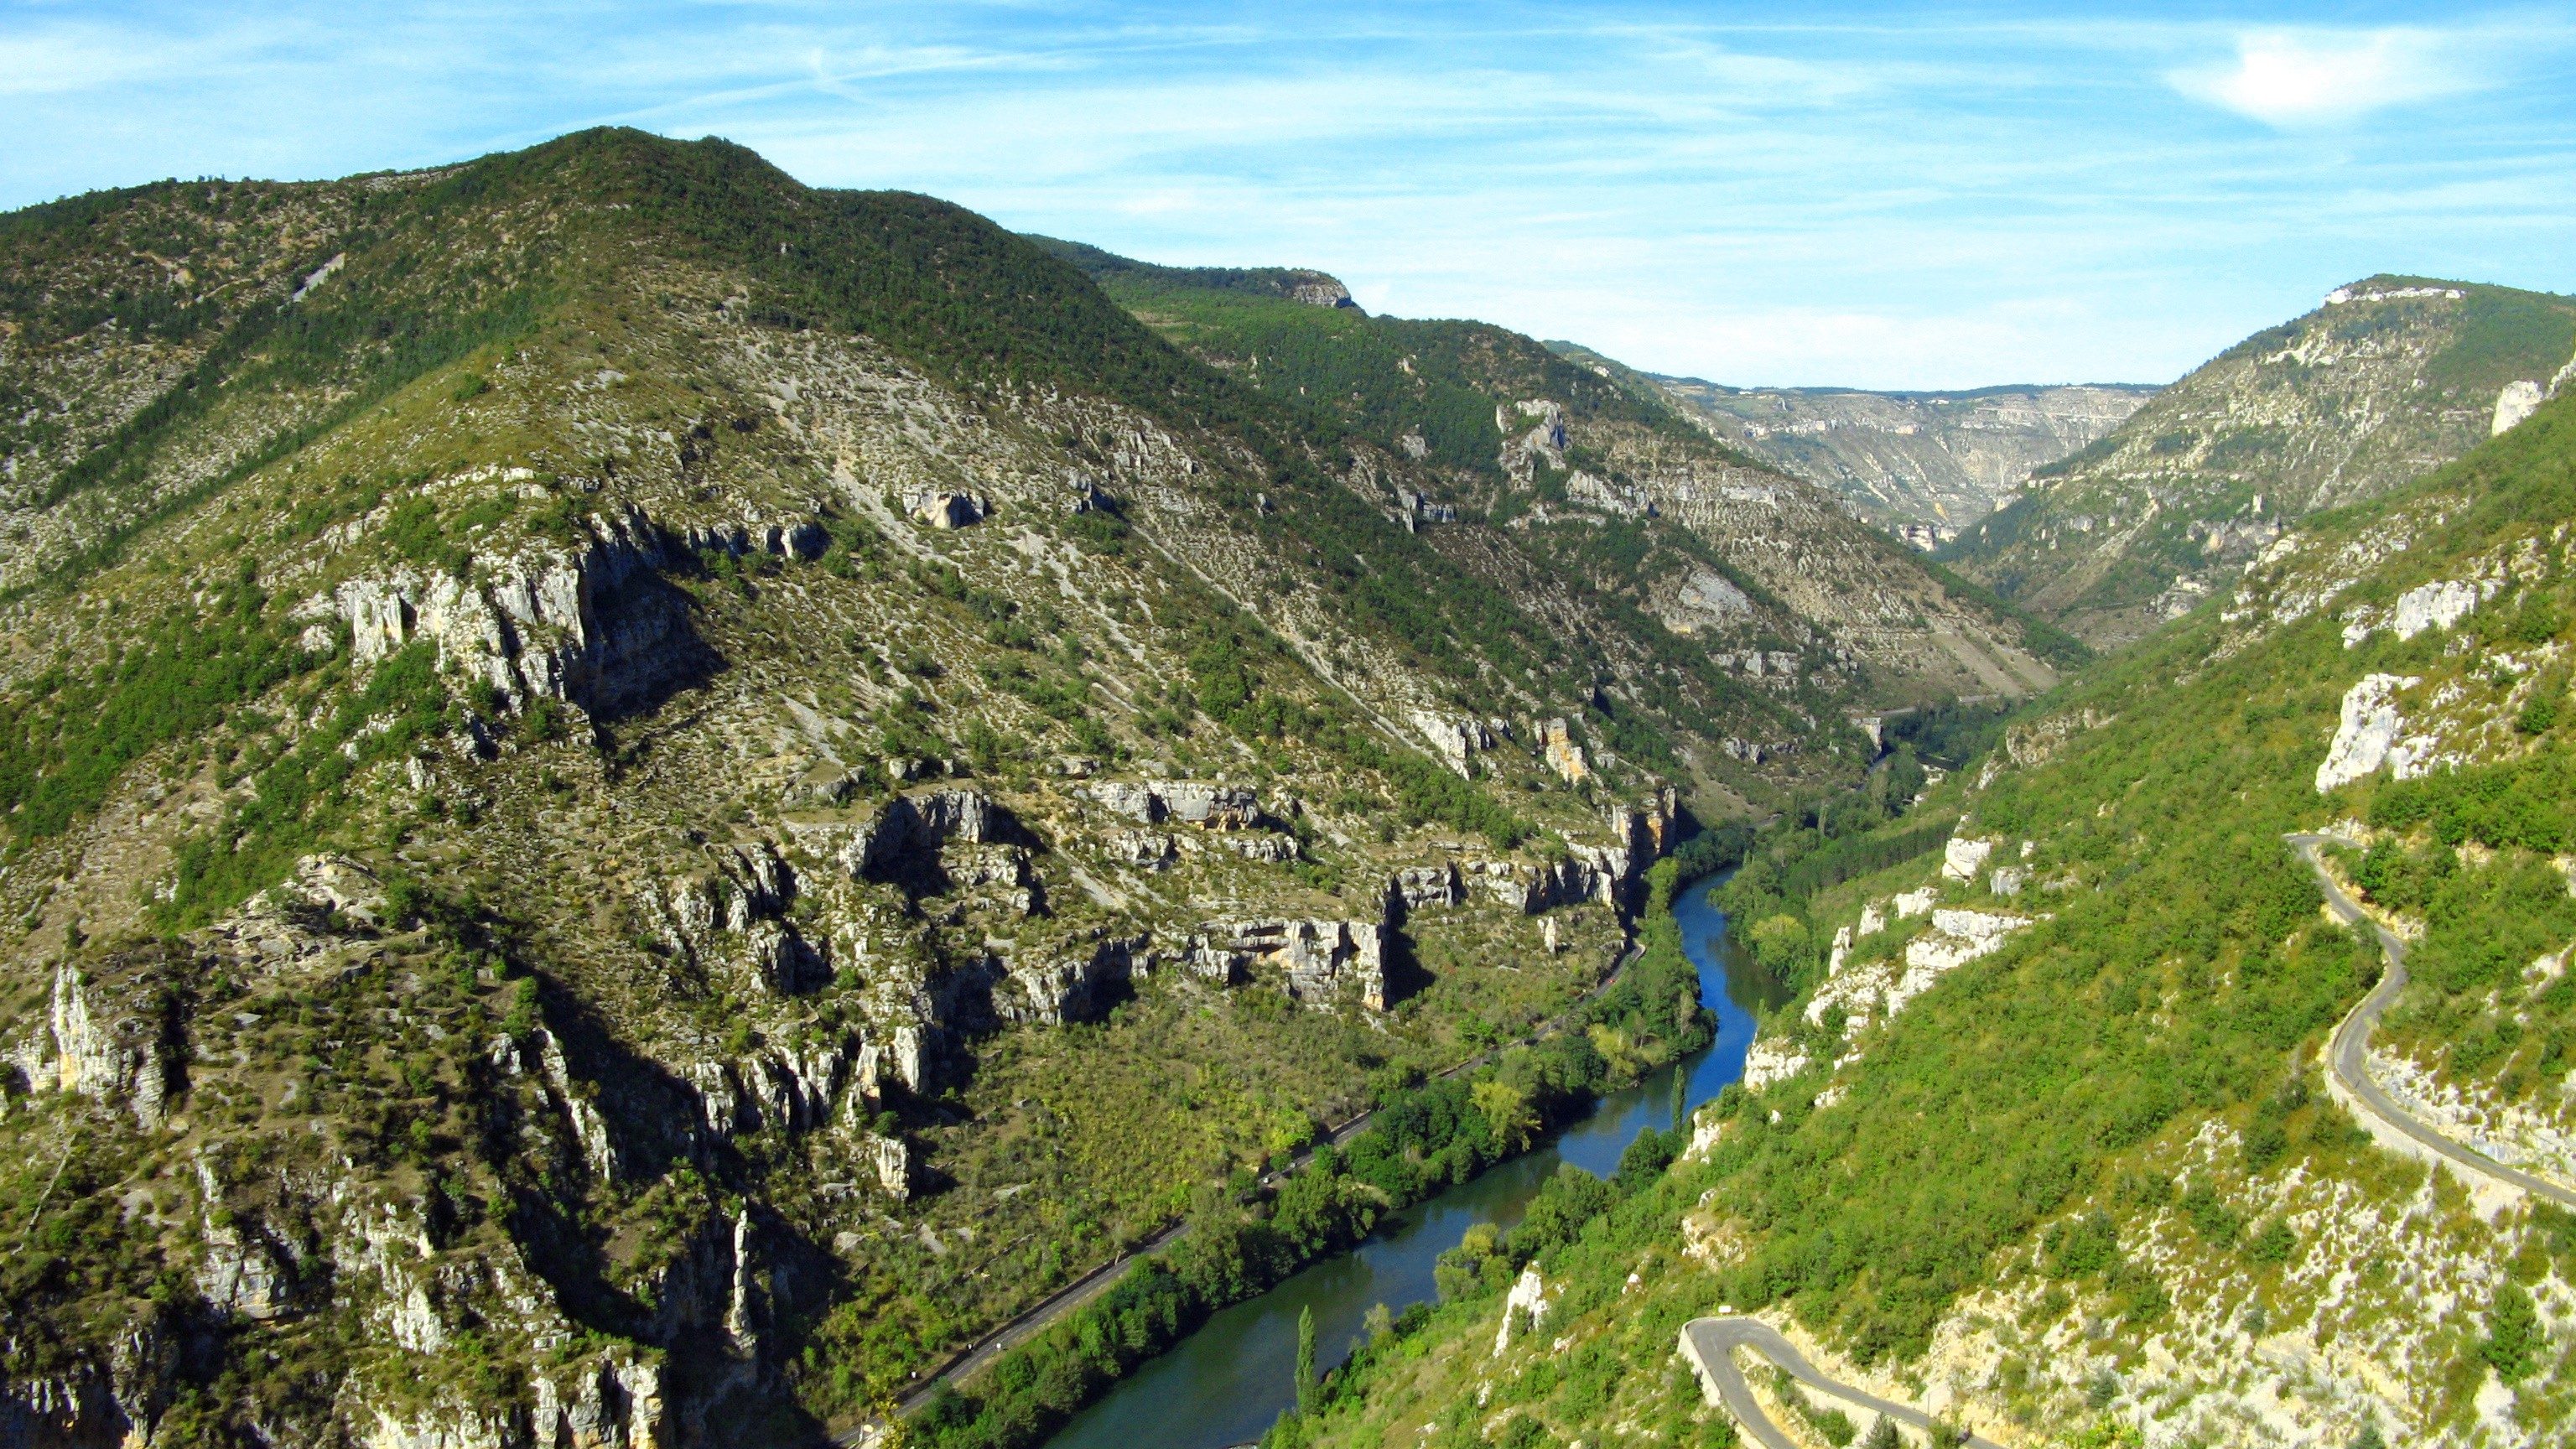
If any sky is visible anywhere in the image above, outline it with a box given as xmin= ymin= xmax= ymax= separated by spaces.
xmin=5 ymin=3 xmax=2573 ymax=389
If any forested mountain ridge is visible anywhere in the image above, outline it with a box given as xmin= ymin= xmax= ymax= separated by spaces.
xmin=0 ymin=128 xmax=1942 ymax=1448
xmin=1041 ymin=242 xmax=2078 ymax=709
xmin=1544 ymin=342 xmax=2153 ymax=547
xmin=1941 ymin=277 xmax=2576 ymax=649
xmin=1273 ymin=370 xmax=2576 ymax=1447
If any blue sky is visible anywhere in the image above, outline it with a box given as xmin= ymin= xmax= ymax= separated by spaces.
xmin=6 ymin=3 xmax=2573 ymax=388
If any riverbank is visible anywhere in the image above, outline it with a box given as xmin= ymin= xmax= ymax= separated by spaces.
xmin=863 ymin=932 xmax=1652 ymax=1433
xmin=870 ymin=861 xmax=1727 ymax=1449
xmin=1038 ymin=870 xmax=1766 ymax=1449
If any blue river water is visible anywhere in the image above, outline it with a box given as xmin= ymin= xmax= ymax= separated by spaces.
xmin=1044 ymin=875 xmax=1770 ymax=1449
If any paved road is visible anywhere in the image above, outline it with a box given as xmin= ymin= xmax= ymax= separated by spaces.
xmin=833 ymin=939 xmax=1652 ymax=1442
xmin=1678 ymin=1317 xmax=2003 ymax=1449
xmin=2288 ymin=834 xmax=2576 ymax=1210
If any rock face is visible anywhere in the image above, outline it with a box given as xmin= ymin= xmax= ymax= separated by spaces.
xmin=1190 ymin=918 xmax=1388 ymax=1010
xmin=2317 ymin=673 xmax=2424 ymax=792
xmin=864 ymin=1134 xmax=912 ymax=1198
xmin=1540 ymin=718 xmax=1589 ymax=783
xmin=1391 ymin=861 xmax=1465 ymax=911
xmin=2494 ymin=379 xmax=2546 ymax=435
xmin=910 ymin=490 xmax=985 ymax=527
xmin=1775 ymin=906 xmax=2035 ymax=1088
xmin=1493 ymin=1263 xmax=1551 ymax=1355
xmin=1411 ymin=710 xmax=1495 ymax=777
xmin=9 ymin=958 xmax=179 ymax=1128
xmin=2341 ymin=575 xmax=2496 ymax=648
xmin=995 ymin=935 xmax=1140 ymax=1026
xmin=805 ymin=789 xmax=1013 ymax=883
xmin=1084 ymin=781 xmax=1265 ymax=829
xmin=323 ymin=505 xmax=689 ymax=715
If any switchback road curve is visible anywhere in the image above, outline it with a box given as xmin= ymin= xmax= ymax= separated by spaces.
xmin=2288 ymin=833 xmax=2575 ymax=1211
xmin=1678 ymin=1317 xmax=2003 ymax=1449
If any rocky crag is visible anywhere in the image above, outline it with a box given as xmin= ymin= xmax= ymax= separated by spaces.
xmin=1941 ymin=276 xmax=2576 ymax=648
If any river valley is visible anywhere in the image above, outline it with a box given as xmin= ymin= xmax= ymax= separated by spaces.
xmin=1044 ymin=877 xmax=1775 ymax=1449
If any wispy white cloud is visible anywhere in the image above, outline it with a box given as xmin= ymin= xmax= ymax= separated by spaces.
xmin=3 ymin=3 xmax=2572 ymax=387
xmin=2168 ymin=28 xmax=2476 ymax=128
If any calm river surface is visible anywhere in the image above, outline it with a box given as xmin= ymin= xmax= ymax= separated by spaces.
xmin=1044 ymin=875 xmax=1773 ymax=1449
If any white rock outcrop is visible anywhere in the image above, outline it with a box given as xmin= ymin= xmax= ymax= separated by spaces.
xmin=2494 ymin=380 xmax=2545 ymax=435
xmin=1740 ymin=1038 xmax=1810 ymax=1092
xmin=1494 ymin=1263 xmax=1551 ymax=1354
xmin=321 ymin=506 xmax=680 ymax=714
xmin=1796 ymin=908 xmax=2034 ymax=1046
xmin=2342 ymin=575 xmax=2499 ymax=648
xmin=1411 ymin=709 xmax=1494 ymax=777
xmin=1941 ymin=836 xmax=1995 ymax=882
xmin=2316 ymin=673 xmax=2422 ymax=792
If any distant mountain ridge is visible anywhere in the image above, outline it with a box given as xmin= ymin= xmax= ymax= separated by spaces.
xmin=1654 ymin=374 xmax=2153 ymax=544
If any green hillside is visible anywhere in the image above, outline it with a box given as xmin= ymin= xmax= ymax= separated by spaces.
xmin=1044 ymin=242 xmax=2070 ymax=723
xmin=1284 ymin=393 xmax=2576 ymax=1447
xmin=0 ymin=130 xmax=1820 ymax=1449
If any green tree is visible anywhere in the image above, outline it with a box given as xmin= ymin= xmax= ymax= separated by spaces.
xmin=2482 ymin=1280 xmax=2542 ymax=1382
xmin=1862 ymin=1415 xmax=1901 ymax=1449
xmin=1295 ymin=1305 xmax=1318 ymax=1415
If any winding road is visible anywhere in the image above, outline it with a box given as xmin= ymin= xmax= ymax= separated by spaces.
xmin=2287 ymin=833 xmax=2576 ymax=1210
xmin=1678 ymin=1317 xmax=2003 ymax=1449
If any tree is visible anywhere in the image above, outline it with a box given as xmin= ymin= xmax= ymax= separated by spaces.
xmin=1295 ymin=1305 xmax=1319 ymax=1415
xmin=2482 ymin=1280 xmax=2542 ymax=1383
xmin=1862 ymin=1415 xmax=1901 ymax=1449
xmin=2351 ymin=1418 xmax=2385 ymax=1449
xmin=1472 ymin=1078 xmax=1540 ymax=1153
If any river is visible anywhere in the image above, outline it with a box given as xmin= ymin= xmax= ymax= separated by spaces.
xmin=1043 ymin=875 xmax=1772 ymax=1449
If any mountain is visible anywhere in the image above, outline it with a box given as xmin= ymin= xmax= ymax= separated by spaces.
xmin=0 ymin=127 xmax=1886 ymax=1448
xmin=1548 ymin=343 xmax=2154 ymax=546
xmin=1039 ymin=241 xmax=2077 ymax=707
xmin=1940 ymin=276 xmax=2576 ymax=648
xmin=0 ymin=124 xmax=2112 ymax=1449
xmin=1276 ymin=371 xmax=2576 ymax=1447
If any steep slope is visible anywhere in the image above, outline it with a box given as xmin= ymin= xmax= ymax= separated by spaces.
xmin=1272 ymin=392 xmax=2576 ymax=1446
xmin=0 ymin=130 xmax=1809 ymax=1448
xmin=1040 ymin=242 xmax=2078 ymax=715
xmin=1941 ymin=276 xmax=2576 ymax=648
xmin=1547 ymin=343 xmax=2153 ymax=545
